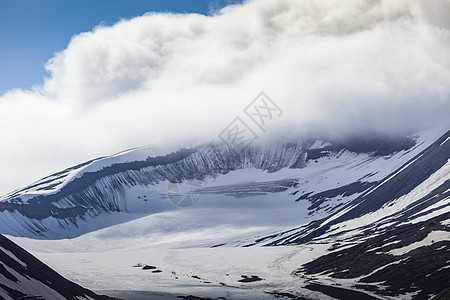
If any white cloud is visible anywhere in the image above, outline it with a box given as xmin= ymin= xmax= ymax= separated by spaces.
xmin=1 ymin=0 xmax=450 ymax=194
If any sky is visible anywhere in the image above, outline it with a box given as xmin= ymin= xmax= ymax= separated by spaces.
xmin=0 ymin=0 xmax=449 ymax=195
xmin=0 ymin=0 xmax=241 ymax=93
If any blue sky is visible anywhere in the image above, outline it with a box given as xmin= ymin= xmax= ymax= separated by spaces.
xmin=0 ymin=0 xmax=241 ymax=94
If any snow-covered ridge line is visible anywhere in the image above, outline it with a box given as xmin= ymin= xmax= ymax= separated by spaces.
xmin=0 ymin=142 xmax=311 ymax=223
xmin=0 ymin=141 xmax=199 ymax=201
xmin=0 ymin=132 xmax=435 ymax=238
xmin=0 ymin=157 xmax=103 ymax=201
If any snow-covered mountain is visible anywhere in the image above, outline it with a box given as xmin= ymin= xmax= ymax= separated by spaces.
xmin=257 ymin=129 xmax=450 ymax=299
xmin=0 ymin=131 xmax=437 ymax=238
xmin=0 ymin=234 xmax=113 ymax=300
xmin=1 ymin=128 xmax=449 ymax=300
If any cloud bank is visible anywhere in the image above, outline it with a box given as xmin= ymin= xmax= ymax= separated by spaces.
xmin=1 ymin=0 xmax=450 ymax=194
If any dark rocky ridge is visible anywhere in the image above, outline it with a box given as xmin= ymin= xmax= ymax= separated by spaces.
xmin=304 ymin=283 xmax=380 ymax=300
xmin=298 ymin=214 xmax=450 ymax=299
xmin=306 ymin=134 xmax=416 ymax=161
xmin=295 ymin=181 xmax=377 ymax=211
xmin=0 ymin=234 xmax=114 ymax=300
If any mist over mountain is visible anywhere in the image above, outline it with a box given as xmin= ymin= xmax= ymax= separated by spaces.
xmin=0 ymin=0 xmax=449 ymax=194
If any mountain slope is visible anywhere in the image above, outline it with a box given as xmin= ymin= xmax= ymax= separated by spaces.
xmin=263 ymin=130 xmax=450 ymax=299
xmin=0 ymin=234 xmax=113 ymax=300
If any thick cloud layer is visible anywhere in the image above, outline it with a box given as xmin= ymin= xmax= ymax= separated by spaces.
xmin=1 ymin=0 xmax=450 ymax=194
